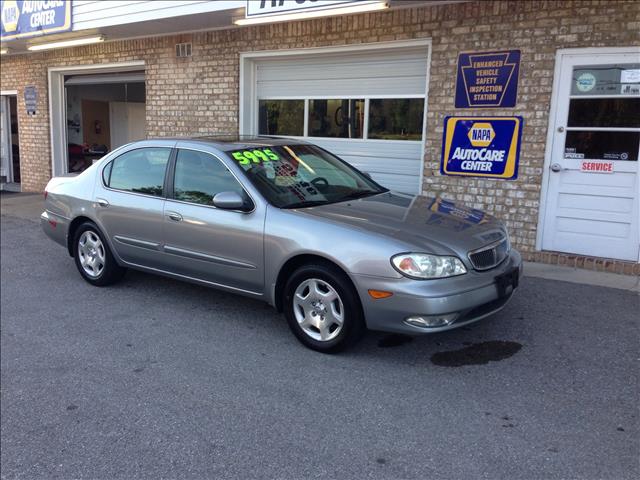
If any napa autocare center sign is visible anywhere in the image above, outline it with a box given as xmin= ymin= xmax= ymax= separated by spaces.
xmin=440 ymin=117 xmax=523 ymax=180
xmin=1 ymin=1 xmax=72 ymax=40
xmin=455 ymin=50 xmax=521 ymax=108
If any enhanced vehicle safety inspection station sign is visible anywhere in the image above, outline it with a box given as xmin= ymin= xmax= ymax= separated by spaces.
xmin=440 ymin=116 xmax=523 ymax=180
xmin=455 ymin=50 xmax=521 ymax=108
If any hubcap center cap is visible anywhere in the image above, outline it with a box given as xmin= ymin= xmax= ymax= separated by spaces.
xmin=312 ymin=299 xmax=327 ymax=317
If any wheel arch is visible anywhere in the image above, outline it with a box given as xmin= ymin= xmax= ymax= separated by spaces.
xmin=273 ymin=253 xmax=360 ymax=312
xmin=67 ymin=216 xmax=94 ymax=256
xmin=66 ymin=215 xmax=114 ymax=258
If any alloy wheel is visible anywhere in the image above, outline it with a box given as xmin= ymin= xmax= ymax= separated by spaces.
xmin=293 ymin=278 xmax=345 ymax=342
xmin=78 ymin=230 xmax=106 ymax=278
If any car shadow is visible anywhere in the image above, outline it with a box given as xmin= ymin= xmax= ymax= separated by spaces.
xmin=109 ymin=268 xmax=527 ymax=368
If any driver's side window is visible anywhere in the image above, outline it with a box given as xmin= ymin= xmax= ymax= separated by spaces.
xmin=173 ymin=150 xmax=245 ymax=206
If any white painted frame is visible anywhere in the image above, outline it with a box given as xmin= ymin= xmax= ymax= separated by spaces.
xmin=535 ymin=46 xmax=640 ymax=258
xmin=0 ymin=93 xmax=18 ymax=184
xmin=48 ymin=61 xmax=145 ymax=177
xmin=239 ymin=39 xmax=432 ymax=194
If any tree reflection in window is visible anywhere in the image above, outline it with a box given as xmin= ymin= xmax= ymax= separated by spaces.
xmin=108 ymin=148 xmax=170 ymax=197
xmin=173 ymin=149 xmax=245 ymax=206
xmin=368 ymin=98 xmax=424 ymax=141
xmin=259 ymin=100 xmax=304 ymax=136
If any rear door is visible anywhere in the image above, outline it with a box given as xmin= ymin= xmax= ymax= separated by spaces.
xmin=94 ymin=145 xmax=172 ymax=267
xmin=162 ymin=147 xmax=265 ymax=294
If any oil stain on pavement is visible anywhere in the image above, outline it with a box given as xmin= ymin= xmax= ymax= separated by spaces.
xmin=430 ymin=340 xmax=522 ymax=367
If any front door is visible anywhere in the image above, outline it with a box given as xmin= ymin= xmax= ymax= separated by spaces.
xmin=542 ymin=50 xmax=640 ymax=261
xmin=162 ymin=148 xmax=265 ymax=294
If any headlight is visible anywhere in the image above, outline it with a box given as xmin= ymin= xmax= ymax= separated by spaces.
xmin=391 ymin=253 xmax=467 ymax=279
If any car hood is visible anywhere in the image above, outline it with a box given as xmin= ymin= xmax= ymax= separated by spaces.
xmin=300 ymin=192 xmax=507 ymax=258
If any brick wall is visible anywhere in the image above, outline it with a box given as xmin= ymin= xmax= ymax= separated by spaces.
xmin=0 ymin=0 xmax=638 ymax=263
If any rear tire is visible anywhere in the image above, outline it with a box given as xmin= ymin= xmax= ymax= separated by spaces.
xmin=283 ymin=263 xmax=365 ymax=353
xmin=73 ymin=222 xmax=126 ymax=286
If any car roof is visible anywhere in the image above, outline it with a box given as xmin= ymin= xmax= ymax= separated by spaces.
xmin=158 ymin=135 xmax=311 ymax=152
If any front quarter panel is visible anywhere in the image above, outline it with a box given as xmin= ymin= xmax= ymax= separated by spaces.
xmin=264 ymin=205 xmax=409 ymax=304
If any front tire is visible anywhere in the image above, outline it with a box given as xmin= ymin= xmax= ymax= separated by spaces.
xmin=73 ymin=222 xmax=126 ymax=286
xmin=283 ymin=263 xmax=365 ymax=353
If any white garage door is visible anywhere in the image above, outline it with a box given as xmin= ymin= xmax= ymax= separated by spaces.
xmin=242 ymin=43 xmax=430 ymax=194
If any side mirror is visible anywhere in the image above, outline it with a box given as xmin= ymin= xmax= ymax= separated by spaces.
xmin=212 ymin=191 xmax=252 ymax=211
xmin=362 ymin=172 xmax=372 ymax=180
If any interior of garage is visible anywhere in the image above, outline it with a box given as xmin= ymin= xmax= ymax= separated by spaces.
xmin=64 ymin=72 xmax=145 ymax=172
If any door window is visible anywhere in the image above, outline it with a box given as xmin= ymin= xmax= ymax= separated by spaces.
xmin=106 ymin=148 xmax=170 ymax=196
xmin=256 ymin=97 xmax=425 ymax=142
xmin=368 ymin=98 xmax=425 ymax=141
xmin=173 ymin=149 xmax=246 ymax=206
xmin=308 ymin=99 xmax=364 ymax=138
xmin=564 ymin=63 xmax=640 ymax=162
xmin=258 ymin=100 xmax=304 ymax=136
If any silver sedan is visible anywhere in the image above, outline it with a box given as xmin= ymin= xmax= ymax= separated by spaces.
xmin=42 ymin=137 xmax=522 ymax=352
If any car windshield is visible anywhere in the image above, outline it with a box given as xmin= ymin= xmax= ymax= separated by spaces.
xmin=227 ymin=144 xmax=387 ymax=209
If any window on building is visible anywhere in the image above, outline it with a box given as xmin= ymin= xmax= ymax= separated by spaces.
xmin=564 ymin=131 xmax=639 ymax=161
xmin=565 ymin=63 xmax=640 ymax=161
xmin=107 ymin=148 xmax=170 ymax=196
xmin=308 ymin=99 xmax=364 ymax=138
xmin=258 ymin=100 xmax=304 ymax=136
xmin=173 ymin=149 xmax=246 ymax=206
xmin=568 ymin=98 xmax=640 ymax=128
xmin=368 ymin=98 xmax=425 ymax=141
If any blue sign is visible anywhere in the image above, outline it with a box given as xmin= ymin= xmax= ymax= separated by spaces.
xmin=24 ymin=85 xmax=37 ymax=115
xmin=1 ymin=1 xmax=72 ymax=41
xmin=455 ymin=50 xmax=520 ymax=108
xmin=440 ymin=116 xmax=523 ymax=180
xmin=428 ymin=198 xmax=488 ymax=225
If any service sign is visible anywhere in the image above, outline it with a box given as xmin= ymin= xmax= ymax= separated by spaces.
xmin=1 ymin=0 xmax=72 ymax=41
xmin=580 ymin=161 xmax=614 ymax=174
xmin=246 ymin=0 xmax=375 ymax=17
xmin=455 ymin=50 xmax=521 ymax=108
xmin=440 ymin=116 xmax=523 ymax=180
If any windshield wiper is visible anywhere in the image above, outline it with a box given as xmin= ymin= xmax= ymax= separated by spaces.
xmin=337 ymin=190 xmax=382 ymax=202
xmin=281 ymin=200 xmax=329 ymax=209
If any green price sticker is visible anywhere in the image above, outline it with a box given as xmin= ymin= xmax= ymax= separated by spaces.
xmin=231 ymin=148 xmax=279 ymax=165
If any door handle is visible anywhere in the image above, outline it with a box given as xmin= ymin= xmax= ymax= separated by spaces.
xmin=96 ymin=198 xmax=109 ymax=207
xmin=167 ymin=211 xmax=183 ymax=222
xmin=550 ymin=163 xmax=566 ymax=172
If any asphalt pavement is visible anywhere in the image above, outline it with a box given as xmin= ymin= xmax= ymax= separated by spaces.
xmin=1 ymin=201 xmax=638 ymax=479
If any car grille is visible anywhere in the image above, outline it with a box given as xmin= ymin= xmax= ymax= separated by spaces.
xmin=468 ymin=237 xmax=509 ymax=271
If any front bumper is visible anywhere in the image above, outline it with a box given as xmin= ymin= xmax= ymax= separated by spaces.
xmin=353 ymin=249 xmax=523 ymax=335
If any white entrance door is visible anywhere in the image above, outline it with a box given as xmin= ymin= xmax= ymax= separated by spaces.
xmin=110 ymin=102 xmax=146 ymax=149
xmin=541 ymin=50 xmax=640 ymax=261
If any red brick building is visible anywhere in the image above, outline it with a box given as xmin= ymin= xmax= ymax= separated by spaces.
xmin=1 ymin=0 xmax=639 ymax=272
